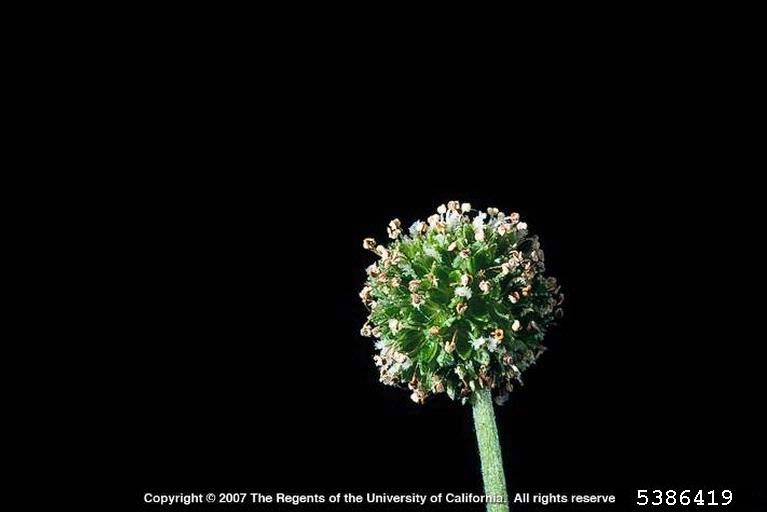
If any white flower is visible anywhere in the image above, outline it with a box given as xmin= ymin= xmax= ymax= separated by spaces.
xmin=511 ymin=319 xmax=521 ymax=331
xmin=461 ymin=202 xmax=471 ymax=212
xmin=427 ymin=214 xmax=440 ymax=227
xmin=411 ymin=294 xmax=423 ymax=308
xmin=387 ymin=219 xmax=402 ymax=239
xmin=445 ymin=210 xmax=462 ymax=229
xmin=447 ymin=200 xmax=460 ymax=211
xmin=390 ymin=276 xmax=401 ymax=288
xmin=509 ymin=212 xmax=520 ymax=225
xmin=470 ymin=337 xmax=486 ymax=349
xmin=366 ymin=263 xmax=380 ymax=276
xmin=447 ymin=241 xmax=457 ymax=252
xmin=359 ymin=286 xmax=373 ymax=303
xmin=487 ymin=207 xmax=499 ymax=216
xmin=375 ymin=245 xmax=389 ymax=259
xmin=487 ymin=337 xmax=500 ymax=352
xmin=363 ymin=238 xmax=377 ymax=250
xmin=472 ymin=211 xmax=487 ymax=230
xmin=479 ymin=280 xmax=491 ymax=294
xmin=423 ymin=244 xmax=439 ymax=259
xmin=472 ymin=212 xmax=486 ymax=241
xmin=388 ymin=318 xmax=401 ymax=334
xmin=374 ymin=339 xmax=385 ymax=349
xmin=437 ymin=204 xmax=447 ymax=214
xmin=455 ymin=286 xmax=472 ymax=299
xmin=460 ymin=274 xmax=471 ymax=286
xmin=508 ymin=291 xmax=520 ymax=304
xmin=517 ymin=221 xmax=528 ymax=231
xmin=409 ymin=220 xmax=423 ymax=236
xmin=455 ymin=302 xmax=468 ymax=315
xmin=408 ymin=279 xmax=421 ymax=292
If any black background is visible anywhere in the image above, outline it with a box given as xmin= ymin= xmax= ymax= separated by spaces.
xmin=122 ymin=7 xmax=762 ymax=512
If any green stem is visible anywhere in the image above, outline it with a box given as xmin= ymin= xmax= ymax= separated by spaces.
xmin=472 ymin=388 xmax=509 ymax=512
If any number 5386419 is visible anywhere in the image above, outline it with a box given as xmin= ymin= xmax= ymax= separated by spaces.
xmin=637 ymin=490 xmax=732 ymax=506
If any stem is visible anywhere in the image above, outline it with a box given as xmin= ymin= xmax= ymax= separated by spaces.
xmin=472 ymin=388 xmax=509 ymax=512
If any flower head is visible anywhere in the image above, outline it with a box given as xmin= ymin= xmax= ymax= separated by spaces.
xmin=360 ymin=201 xmax=563 ymax=405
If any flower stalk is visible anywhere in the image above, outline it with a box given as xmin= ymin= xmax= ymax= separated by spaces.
xmin=472 ymin=388 xmax=509 ymax=512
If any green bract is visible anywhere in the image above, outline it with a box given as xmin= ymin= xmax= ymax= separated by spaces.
xmin=360 ymin=201 xmax=563 ymax=405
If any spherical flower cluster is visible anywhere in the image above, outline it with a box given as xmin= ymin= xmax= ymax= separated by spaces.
xmin=360 ymin=202 xmax=563 ymax=405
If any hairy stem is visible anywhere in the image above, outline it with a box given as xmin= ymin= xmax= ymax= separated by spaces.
xmin=472 ymin=388 xmax=509 ymax=512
